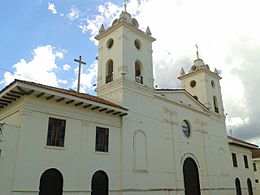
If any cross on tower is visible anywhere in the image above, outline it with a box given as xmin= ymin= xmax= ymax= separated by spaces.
xmin=195 ymin=44 xmax=200 ymax=59
xmin=124 ymin=0 xmax=129 ymax=12
xmin=74 ymin=56 xmax=86 ymax=92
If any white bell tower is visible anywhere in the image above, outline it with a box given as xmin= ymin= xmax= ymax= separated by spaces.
xmin=178 ymin=47 xmax=225 ymax=115
xmin=95 ymin=9 xmax=156 ymax=106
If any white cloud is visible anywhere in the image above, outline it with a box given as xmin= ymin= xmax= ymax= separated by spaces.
xmin=67 ymin=5 xmax=80 ymax=21
xmin=58 ymin=79 xmax=68 ymax=85
xmin=63 ymin=64 xmax=71 ymax=71
xmin=2 ymin=45 xmax=63 ymax=87
xmin=79 ymin=1 xmax=123 ymax=44
xmin=48 ymin=2 xmax=57 ymax=15
xmin=55 ymin=51 xmax=64 ymax=59
xmin=85 ymin=0 xmax=260 ymax=144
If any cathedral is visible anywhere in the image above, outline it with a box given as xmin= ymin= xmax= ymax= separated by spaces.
xmin=0 ymin=8 xmax=258 ymax=195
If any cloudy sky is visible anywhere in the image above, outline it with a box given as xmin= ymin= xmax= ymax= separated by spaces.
xmin=1 ymin=0 xmax=260 ymax=146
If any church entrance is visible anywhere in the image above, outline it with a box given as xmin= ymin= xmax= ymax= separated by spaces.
xmin=39 ymin=168 xmax=63 ymax=195
xmin=183 ymin=157 xmax=201 ymax=195
xmin=91 ymin=170 xmax=109 ymax=195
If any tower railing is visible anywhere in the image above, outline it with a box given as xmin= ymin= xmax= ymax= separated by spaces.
xmin=135 ymin=76 xmax=143 ymax=84
xmin=106 ymin=74 xmax=113 ymax=83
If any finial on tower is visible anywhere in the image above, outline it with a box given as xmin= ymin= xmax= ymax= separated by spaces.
xmin=195 ymin=44 xmax=200 ymax=59
xmin=124 ymin=0 xmax=129 ymax=12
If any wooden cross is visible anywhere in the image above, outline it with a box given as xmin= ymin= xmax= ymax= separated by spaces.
xmin=74 ymin=56 xmax=86 ymax=92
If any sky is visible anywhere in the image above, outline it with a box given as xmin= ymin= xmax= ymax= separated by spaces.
xmin=1 ymin=0 xmax=260 ymax=146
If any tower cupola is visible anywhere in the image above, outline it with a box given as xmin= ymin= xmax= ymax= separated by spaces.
xmin=95 ymin=7 xmax=156 ymax=106
xmin=178 ymin=46 xmax=224 ymax=115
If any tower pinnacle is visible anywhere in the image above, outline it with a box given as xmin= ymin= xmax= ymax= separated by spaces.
xmin=124 ymin=0 xmax=128 ymax=12
xmin=195 ymin=44 xmax=200 ymax=59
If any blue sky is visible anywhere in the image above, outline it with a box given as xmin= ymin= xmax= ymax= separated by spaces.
xmin=1 ymin=0 xmax=260 ymax=145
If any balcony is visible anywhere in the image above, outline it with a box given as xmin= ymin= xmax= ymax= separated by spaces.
xmin=135 ymin=76 xmax=143 ymax=84
xmin=106 ymin=74 xmax=113 ymax=83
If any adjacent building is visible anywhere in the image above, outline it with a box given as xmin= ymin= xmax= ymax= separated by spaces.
xmin=252 ymin=149 xmax=260 ymax=195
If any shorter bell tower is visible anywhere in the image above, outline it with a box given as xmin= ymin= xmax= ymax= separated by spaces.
xmin=95 ymin=8 xmax=156 ymax=106
xmin=178 ymin=48 xmax=224 ymax=115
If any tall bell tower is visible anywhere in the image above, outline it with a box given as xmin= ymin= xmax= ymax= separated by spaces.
xmin=178 ymin=47 xmax=225 ymax=115
xmin=95 ymin=8 xmax=156 ymax=106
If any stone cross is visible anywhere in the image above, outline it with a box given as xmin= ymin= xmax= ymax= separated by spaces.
xmin=74 ymin=56 xmax=86 ymax=92
xmin=124 ymin=0 xmax=128 ymax=12
xmin=195 ymin=44 xmax=200 ymax=59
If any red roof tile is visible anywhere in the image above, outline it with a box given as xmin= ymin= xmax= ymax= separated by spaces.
xmin=251 ymin=149 xmax=260 ymax=158
xmin=228 ymin=136 xmax=258 ymax=148
xmin=3 ymin=79 xmax=127 ymax=111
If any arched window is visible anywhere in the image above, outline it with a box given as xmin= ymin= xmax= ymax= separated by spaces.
xmin=247 ymin=178 xmax=253 ymax=195
xmin=235 ymin=178 xmax=242 ymax=195
xmin=39 ymin=168 xmax=63 ymax=195
xmin=133 ymin=130 xmax=147 ymax=171
xmin=213 ymin=96 xmax=219 ymax=113
xmin=135 ymin=60 xmax=143 ymax=84
xmin=106 ymin=60 xmax=113 ymax=83
xmin=91 ymin=170 xmax=109 ymax=195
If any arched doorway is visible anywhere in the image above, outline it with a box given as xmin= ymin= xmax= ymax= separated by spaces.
xmin=183 ymin=157 xmax=201 ymax=195
xmin=39 ymin=168 xmax=63 ymax=195
xmin=247 ymin=178 xmax=253 ymax=195
xmin=235 ymin=178 xmax=242 ymax=195
xmin=91 ymin=170 xmax=109 ymax=195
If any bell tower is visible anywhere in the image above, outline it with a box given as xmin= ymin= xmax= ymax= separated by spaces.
xmin=95 ymin=9 xmax=156 ymax=106
xmin=178 ymin=47 xmax=224 ymax=115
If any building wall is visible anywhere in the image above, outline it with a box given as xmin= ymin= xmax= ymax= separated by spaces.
xmin=229 ymin=144 xmax=256 ymax=195
xmin=104 ymin=85 xmax=234 ymax=195
xmin=253 ymin=158 xmax=260 ymax=195
xmin=0 ymin=96 xmax=123 ymax=195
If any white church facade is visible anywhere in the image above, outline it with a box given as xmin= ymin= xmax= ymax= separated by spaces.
xmin=0 ymin=9 xmax=258 ymax=195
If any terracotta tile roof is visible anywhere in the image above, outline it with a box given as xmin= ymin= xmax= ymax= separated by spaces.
xmin=2 ymin=79 xmax=127 ymax=111
xmin=251 ymin=149 xmax=260 ymax=158
xmin=228 ymin=136 xmax=258 ymax=148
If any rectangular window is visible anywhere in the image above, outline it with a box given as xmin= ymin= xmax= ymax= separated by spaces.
xmin=95 ymin=127 xmax=109 ymax=152
xmin=244 ymin=155 xmax=249 ymax=168
xmin=253 ymin=163 xmax=257 ymax=171
xmin=232 ymin=153 xmax=238 ymax=167
xmin=47 ymin=117 xmax=66 ymax=147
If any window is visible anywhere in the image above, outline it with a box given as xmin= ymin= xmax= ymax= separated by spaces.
xmin=256 ymin=179 xmax=259 ymax=183
xmin=253 ymin=163 xmax=257 ymax=171
xmin=95 ymin=127 xmax=109 ymax=152
xmin=190 ymin=80 xmax=196 ymax=88
xmin=106 ymin=38 xmax=114 ymax=49
xmin=135 ymin=60 xmax=143 ymax=84
xmin=213 ymin=96 xmax=219 ymax=113
xmin=106 ymin=60 xmax=113 ymax=83
xmin=134 ymin=39 xmax=142 ymax=50
xmin=232 ymin=153 xmax=238 ymax=167
xmin=47 ymin=118 xmax=66 ymax=147
xmin=244 ymin=155 xmax=249 ymax=168
xmin=211 ymin=80 xmax=215 ymax=88
xmin=247 ymin=178 xmax=253 ymax=195
xmin=182 ymin=120 xmax=190 ymax=137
